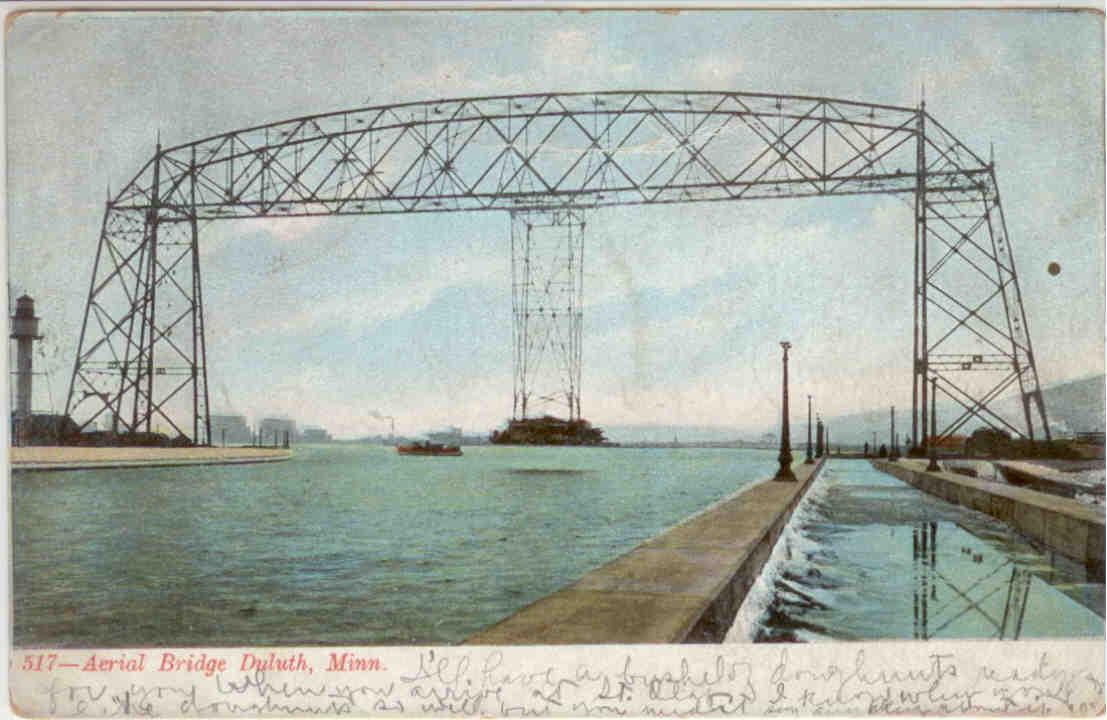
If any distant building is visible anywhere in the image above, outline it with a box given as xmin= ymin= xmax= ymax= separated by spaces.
xmin=932 ymin=434 xmax=968 ymax=453
xmin=11 ymin=414 xmax=80 ymax=446
xmin=427 ymin=426 xmax=463 ymax=445
xmin=259 ymin=417 xmax=297 ymax=445
xmin=423 ymin=426 xmax=489 ymax=446
xmin=301 ymin=426 xmax=332 ymax=443
xmin=210 ymin=414 xmax=253 ymax=445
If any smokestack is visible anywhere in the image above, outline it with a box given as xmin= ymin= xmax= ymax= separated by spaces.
xmin=10 ymin=295 xmax=41 ymax=419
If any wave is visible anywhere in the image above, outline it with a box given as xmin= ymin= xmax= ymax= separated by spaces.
xmin=723 ymin=465 xmax=834 ymax=643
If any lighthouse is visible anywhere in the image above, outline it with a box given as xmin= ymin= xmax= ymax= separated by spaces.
xmin=10 ymin=295 xmax=41 ymax=445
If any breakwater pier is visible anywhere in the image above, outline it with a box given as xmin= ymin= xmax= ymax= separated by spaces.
xmin=467 ymin=458 xmax=827 ymax=644
xmin=11 ymin=445 xmax=291 ymax=472
xmin=469 ymin=454 xmax=1103 ymax=644
xmin=874 ymin=458 xmax=1104 ymax=573
xmin=737 ymin=459 xmax=1103 ymax=641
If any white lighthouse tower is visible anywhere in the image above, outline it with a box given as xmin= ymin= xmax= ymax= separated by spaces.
xmin=10 ymin=295 xmax=41 ymax=445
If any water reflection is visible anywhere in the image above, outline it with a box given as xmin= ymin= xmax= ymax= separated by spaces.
xmin=744 ymin=461 xmax=1104 ymax=642
xmin=911 ymin=521 xmax=1036 ymax=640
xmin=912 ymin=522 xmax=935 ymax=639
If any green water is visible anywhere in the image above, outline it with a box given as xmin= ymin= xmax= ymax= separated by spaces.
xmin=739 ymin=460 xmax=1105 ymax=642
xmin=13 ymin=444 xmax=777 ymax=646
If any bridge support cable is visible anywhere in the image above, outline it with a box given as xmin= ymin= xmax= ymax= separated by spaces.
xmin=61 ymin=92 xmax=1050 ymax=443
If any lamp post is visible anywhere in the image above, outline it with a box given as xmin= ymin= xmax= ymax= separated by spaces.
xmin=826 ymin=426 xmax=831 ymax=456
xmin=805 ymin=395 xmax=814 ymax=464
xmin=774 ymin=341 xmax=796 ymax=481
xmin=889 ymin=405 xmax=900 ymax=461
xmin=927 ymin=377 xmax=940 ymax=471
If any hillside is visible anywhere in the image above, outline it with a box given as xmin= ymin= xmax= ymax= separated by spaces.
xmin=789 ymin=374 xmax=1105 ymax=445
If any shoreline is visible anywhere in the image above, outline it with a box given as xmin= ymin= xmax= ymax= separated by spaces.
xmin=10 ymin=446 xmax=292 ymax=473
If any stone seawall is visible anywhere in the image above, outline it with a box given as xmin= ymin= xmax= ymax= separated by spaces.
xmin=873 ymin=459 xmax=1104 ymax=574
xmin=11 ymin=446 xmax=292 ymax=472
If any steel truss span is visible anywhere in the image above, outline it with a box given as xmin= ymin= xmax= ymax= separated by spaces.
xmin=66 ymin=90 xmax=1050 ymax=446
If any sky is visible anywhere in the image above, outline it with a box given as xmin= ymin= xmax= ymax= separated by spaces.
xmin=5 ymin=8 xmax=1104 ymax=440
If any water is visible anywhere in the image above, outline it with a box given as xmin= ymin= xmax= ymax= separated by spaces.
xmin=13 ymin=444 xmax=778 ymax=647
xmin=729 ymin=460 xmax=1105 ymax=642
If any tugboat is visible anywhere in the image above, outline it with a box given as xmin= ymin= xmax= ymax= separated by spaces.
xmin=396 ymin=441 xmax=463 ymax=456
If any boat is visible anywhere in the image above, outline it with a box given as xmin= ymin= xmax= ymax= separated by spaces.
xmin=396 ymin=441 xmax=462 ymax=456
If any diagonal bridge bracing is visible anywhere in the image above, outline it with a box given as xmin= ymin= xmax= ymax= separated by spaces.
xmin=65 ymin=91 xmax=1050 ymax=445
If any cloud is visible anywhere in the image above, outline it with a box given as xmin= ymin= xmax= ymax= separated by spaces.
xmin=251 ymin=215 xmax=327 ymax=244
xmin=390 ymin=28 xmax=636 ymax=100
xmin=392 ymin=61 xmax=530 ymax=100
xmin=692 ymin=54 xmax=745 ymax=87
xmin=223 ymin=279 xmax=441 ymax=342
xmin=198 ymin=213 xmax=327 ymax=263
xmin=541 ymin=29 xmax=592 ymax=69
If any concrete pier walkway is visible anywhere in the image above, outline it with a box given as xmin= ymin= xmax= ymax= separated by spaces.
xmin=11 ymin=446 xmax=292 ymax=472
xmin=873 ymin=459 xmax=1104 ymax=573
xmin=993 ymin=460 xmax=1105 ymax=499
xmin=466 ymin=457 xmax=826 ymax=644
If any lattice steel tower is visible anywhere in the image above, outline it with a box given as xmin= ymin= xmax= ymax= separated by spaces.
xmin=511 ymin=209 xmax=585 ymax=420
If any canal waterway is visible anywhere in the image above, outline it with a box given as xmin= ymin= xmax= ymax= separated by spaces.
xmin=13 ymin=444 xmax=777 ymax=647
xmin=728 ymin=460 xmax=1105 ymax=642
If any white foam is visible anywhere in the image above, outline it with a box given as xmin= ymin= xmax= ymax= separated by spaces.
xmin=944 ymin=459 xmax=998 ymax=480
xmin=793 ymin=626 xmax=836 ymax=643
xmin=1074 ymin=490 xmax=1105 ymax=508
xmin=723 ymin=466 xmax=833 ymax=643
xmin=1065 ymin=468 xmax=1105 ymax=491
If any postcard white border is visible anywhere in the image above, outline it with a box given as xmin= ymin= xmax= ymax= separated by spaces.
xmin=2 ymin=2 xmax=1104 ymax=718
